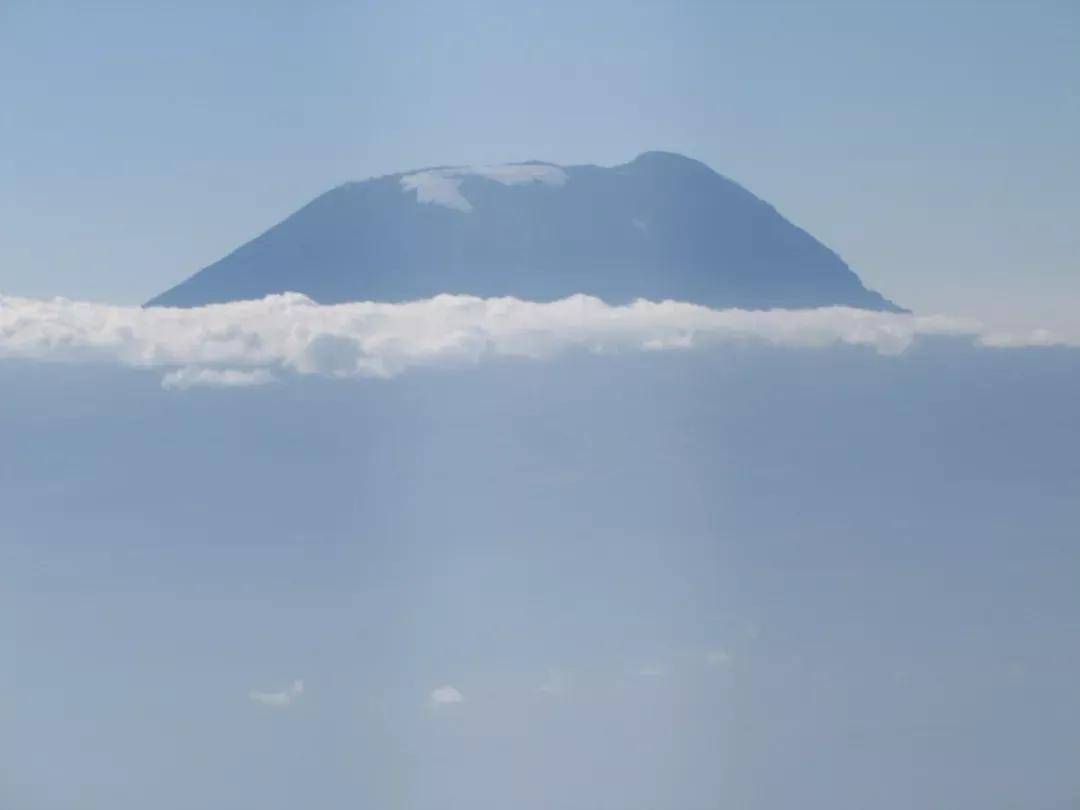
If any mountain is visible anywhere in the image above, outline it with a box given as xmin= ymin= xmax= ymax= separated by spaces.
xmin=146 ymin=151 xmax=902 ymax=311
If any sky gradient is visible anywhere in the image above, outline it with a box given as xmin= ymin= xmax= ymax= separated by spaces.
xmin=2 ymin=0 xmax=1077 ymax=329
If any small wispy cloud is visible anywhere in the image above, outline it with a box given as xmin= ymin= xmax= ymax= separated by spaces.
xmin=973 ymin=327 xmax=1060 ymax=348
xmin=249 ymin=679 xmax=304 ymax=708
xmin=538 ymin=669 xmax=570 ymax=696
xmin=162 ymin=366 xmax=276 ymax=390
xmin=428 ymin=684 xmax=464 ymax=707
xmin=706 ymin=649 xmax=733 ymax=668
xmin=637 ymin=664 xmax=667 ymax=678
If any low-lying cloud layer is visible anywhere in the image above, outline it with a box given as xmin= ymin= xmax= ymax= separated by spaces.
xmin=0 ymin=292 xmax=1068 ymax=388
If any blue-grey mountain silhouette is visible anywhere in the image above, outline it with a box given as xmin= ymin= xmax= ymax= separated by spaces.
xmin=146 ymin=151 xmax=902 ymax=311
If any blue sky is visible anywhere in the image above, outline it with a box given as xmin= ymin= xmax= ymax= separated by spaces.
xmin=2 ymin=0 xmax=1077 ymax=329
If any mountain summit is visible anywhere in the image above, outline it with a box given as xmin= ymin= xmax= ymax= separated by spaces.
xmin=146 ymin=151 xmax=902 ymax=311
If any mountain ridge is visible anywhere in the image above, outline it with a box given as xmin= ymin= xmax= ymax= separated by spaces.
xmin=146 ymin=151 xmax=904 ymax=312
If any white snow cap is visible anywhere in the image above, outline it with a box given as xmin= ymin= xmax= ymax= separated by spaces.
xmin=400 ymin=163 xmax=568 ymax=212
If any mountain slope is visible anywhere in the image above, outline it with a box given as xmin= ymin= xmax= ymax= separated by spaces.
xmin=147 ymin=151 xmax=902 ymax=311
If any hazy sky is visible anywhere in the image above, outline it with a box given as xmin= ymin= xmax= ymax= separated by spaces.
xmin=5 ymin=344 xmax=1080 ymax=810
xmin=2 ymin=0 xmax=1078 ymax=327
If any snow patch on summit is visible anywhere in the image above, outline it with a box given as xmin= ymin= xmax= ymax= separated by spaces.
xmin=400 ymin=164 xmax=568 ymax=212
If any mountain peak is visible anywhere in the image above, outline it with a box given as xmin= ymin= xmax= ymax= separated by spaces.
xmin=146 ymin=153 xmax=902 ymax=312
xmin=624 ymin=150 xmax=713 ymax=171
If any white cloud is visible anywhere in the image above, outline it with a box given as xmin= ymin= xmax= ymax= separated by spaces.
xmin=637 ymin=664 xmax=666 ymax=678
xmin=400 ymin=163 xmax=568 ymax=212
xmin=1 ymin=292 xmax=1068 ymax=389
xmin=249 ymin=679 xmax=304 ymax=708
xmin=429 ymin=684 xmax=464 ymax=707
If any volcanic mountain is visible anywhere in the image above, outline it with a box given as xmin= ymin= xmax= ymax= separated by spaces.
xmin=146 ymin=151 xmax=902 ymax=311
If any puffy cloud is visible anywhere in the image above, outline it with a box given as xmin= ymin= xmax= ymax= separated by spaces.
xmin=429 ymin=685 xmax=465 ymax=707
xmin=400 ymin=163 xmax=568 ymax=212
xmin=0 ymin=292 xmax=1064 ymax=390
xmin=249 ymin=679 xmax=304 ymax=708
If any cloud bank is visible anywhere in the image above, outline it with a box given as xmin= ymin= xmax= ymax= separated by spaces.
xmin=0 ymin=292 xmax=1068 ymax=389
